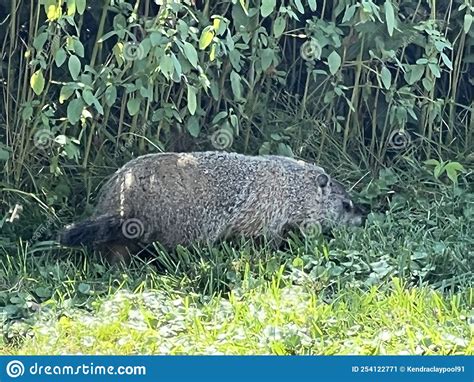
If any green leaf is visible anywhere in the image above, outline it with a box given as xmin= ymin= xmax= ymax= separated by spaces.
xmin=54 ymin=48 xmax=67 ymax=67
xmin=411 ymin=65 xmax=426 ymax=83
xmin=441 ymin=52 xmax=453 ymax=70
xmin=445 ymin=161 xmax=465 ymax=173
xmin=82 ymin=89 xmax=95 ymax=106
xmin=464 ymin=13 xmax=473 ymax=34
xmin=127 ymin=98 xmax=141 ymax=116
xmin=407 ymin=107 xmax=417 ymax=121
xmin=187 ymin=84 xmax=197 ymax=115
xmin=35 ymin=287 xmax=51 ymax=298
xmin=277 ymin=142 xmax=294 ymax=157
xmin=230 ymin=70 xmax=243 ymax=100
xmin=30 ymin=70 xmax=45 ymax=95
xmin=66 ymin=0 xmax=76 ymax=15
xmin=139 ymin=84 xmax=153 ymax=100
xmin=33 ymin=32 xmax=48 ymax=51
xmin=199 ymin=26 xmax=215 ymax=50
xmin=230 ymin=114 xmax=239 ymax=130
xmin=0 ymin=147 xmax=11 ymax=161
xmin=405 ymin=64 xmax=424 ymax=85
xmin=60 ymin=85 xmax=75 ymax=104
xmin=186 ymin=116 xmax=201 ymax=138
xmin=67 ymin=98 xmax=85 ymax=124
xmin=260 ymin=0 xmax=276 ymax=18
xmin=428 ymin=63 xmax=441 ymax=78
xmin=78 ymin=283 xmax=91 ymax=294
xmin=212 ymin=111 xmax=228 ymax=124
xmin=210 ymin=81 xmax=220 ymax=101
xmin=104 ymin=85 xmax=117 ymax=107
xmin=260 ymin=48 xmax=274 ymax=71
xmin=73 ymin=39 xmax=85 ymax=57
xmin=416 ymin=58 xmax=429 ymax=65
xmin=342 ymin=5 xmax=357 ymax=23
xmin=444 ymin=162 xmax=465 ymax=184
xmin=380 ymin=66 xmax=392 ymax=89
xmin=150 ymin=32 xmax=163 ymax=46
xmin=76 ymin=0 xmax=86 ymax=14
xmin=213 ymin=17 xmax=227 ymax=36
xmin=293 ymin=0 xmax=305 ymax=14
xmin=97 ymin=30 xmax=117 ymax=43
xmin=445 ymin=170 xmax=457 ymax=184
xmin=433 ymin=163 xmax=445 ymax=179
xmin=273 ymin=16 xmax=286 ymax=38
xmin=171 ymin=53 xmax=182 ymax=79
xmin=183 ymin=42 xmax=198 ymax=68
xmin=422 ymin=77 xmax=433 ymax=91
xmin=229 ymin=50 xmax=242 ymax=71
xmin=384 ymin=0 xmax=396 ymax=37
xmin=68 ymin=55 xmax=81 ymax=80
xmin=93 ymin=99 xmax=104 ymax=115
xmin=424 ymin=159 xmax=440 ymax=166
xmin=308 ymin=0 xmax=317 ymax=12
xmin=434 ymin=40 xmax=448 ymax=52
xmin=22 ymin=104 xmax=33 ymax=121
xmin=327 ymin=51 xmax=341 ymax=75
xmin=159 ymin=55 xmax=174 ymax=79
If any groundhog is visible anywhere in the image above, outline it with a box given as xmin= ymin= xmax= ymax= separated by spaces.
xmin=59 ymin=151 xmax=364 ymax=262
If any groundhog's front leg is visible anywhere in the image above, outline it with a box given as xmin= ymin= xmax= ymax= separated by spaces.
xmin=262 ymin=223 xmax=287 ymax=251
xmin=267 ymin=235 xmax=283 ymax=251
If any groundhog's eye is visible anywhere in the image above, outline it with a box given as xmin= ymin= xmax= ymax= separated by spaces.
xmin=342 ymin=200 xmax=353 ymax=212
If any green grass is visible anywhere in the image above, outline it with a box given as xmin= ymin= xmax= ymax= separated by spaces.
xmin=3 ymin=279 xmax=473 ymax=355
xmin=1 ymin=164 xmax=473 ymax=355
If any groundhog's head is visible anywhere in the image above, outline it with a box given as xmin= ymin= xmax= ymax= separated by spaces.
xmin=309 ymin=174 xmax=365 ymax=230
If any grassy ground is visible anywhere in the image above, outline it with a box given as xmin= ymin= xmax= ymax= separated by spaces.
xmin=3 ymin=280 xmax=473 ymax=355
xmin=1 ymin=163 xmax=473 ymax=355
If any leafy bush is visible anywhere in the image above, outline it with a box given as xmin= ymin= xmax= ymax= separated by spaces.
xmin=1 ymin=1 xmax=472 ymax=182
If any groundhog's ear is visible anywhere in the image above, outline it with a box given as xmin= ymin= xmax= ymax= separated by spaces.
xmin=316 ymin=173 xmax=330 ymax=188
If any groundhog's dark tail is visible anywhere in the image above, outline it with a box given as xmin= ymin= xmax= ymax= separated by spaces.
xmin=58 ymin=214 xmax=123 ymax=247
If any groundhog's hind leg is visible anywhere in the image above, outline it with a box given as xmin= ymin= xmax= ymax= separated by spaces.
xmin=96 ymin=243 xmax=134 ymax=265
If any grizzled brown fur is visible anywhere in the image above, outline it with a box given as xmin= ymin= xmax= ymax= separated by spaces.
xmin=59 ymin=152 xmax=364 ymax=262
